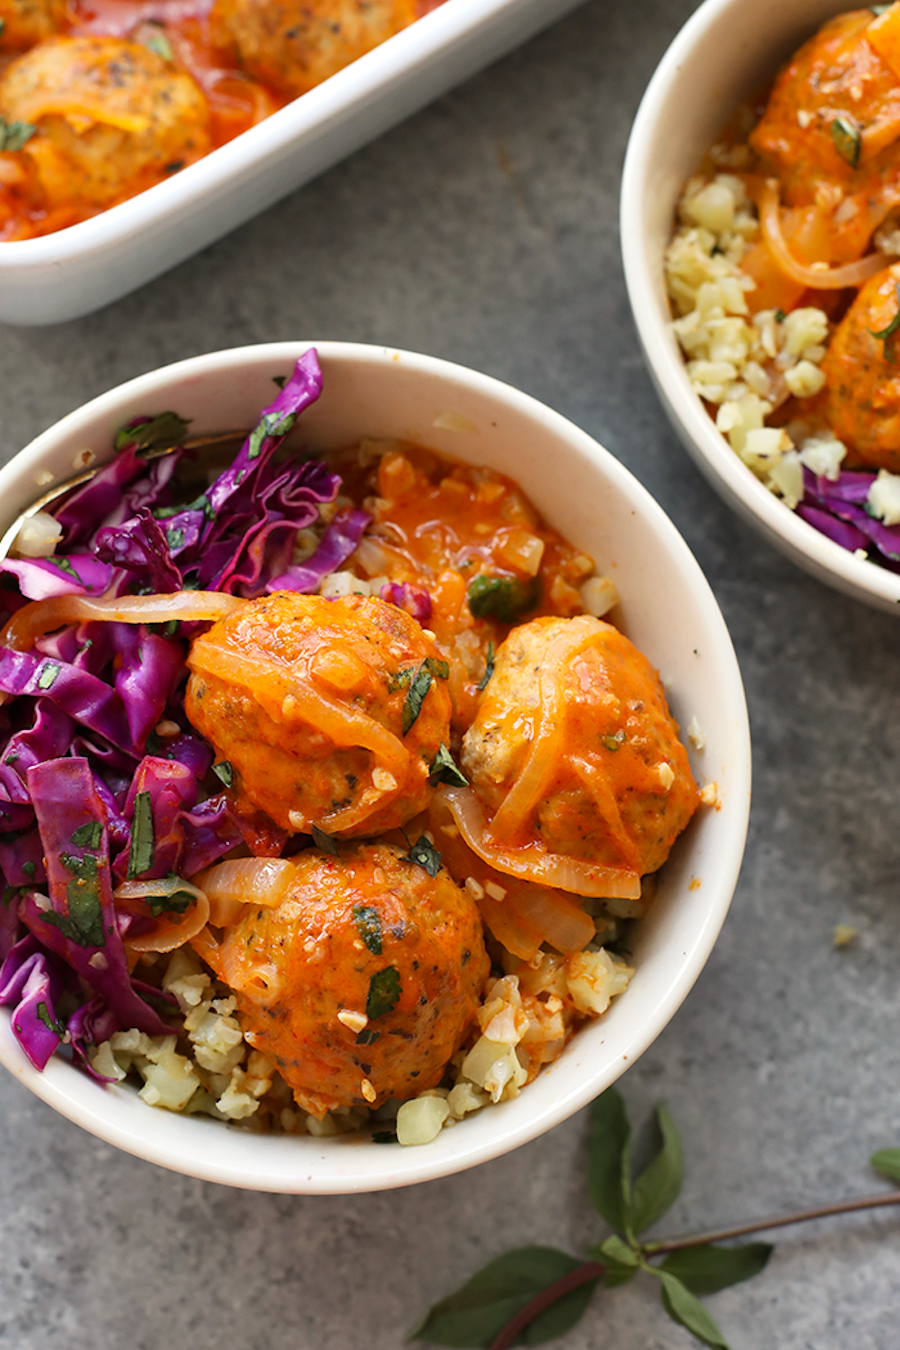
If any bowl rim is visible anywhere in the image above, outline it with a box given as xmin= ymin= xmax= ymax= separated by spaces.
xmin=0 ymin=341 xmax=752 ymax=1191
xmin=620 ymin=0 xmax=900 ymax=613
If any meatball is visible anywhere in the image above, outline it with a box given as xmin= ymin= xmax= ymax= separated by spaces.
xmin=197 ymin=843 xmax=489 ymax=1116
xmin=820 ymin=262 xmax=900 ymax=469
xmin=185 ymin=592 xmax=452 ymax=837
xmin=0 ymin=37 xmax=210 ymax=208
xmin=750 ymin=10 xmax=900 ymax=263
xmin=209 ymin=0 xmax=417 ymax=100
xmin=461 ymin=615 xmax=699 ymax=876
xmin=0 ymin=0 xmax=67 ymax=51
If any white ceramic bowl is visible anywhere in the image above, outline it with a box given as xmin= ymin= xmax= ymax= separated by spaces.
xmin=0 ymin=341 xmax=750 ymax=1192
xmin=621 ymin=0 xmax=900 ymax=617
xmin=0 ymin=0 xmax=584 ymax=327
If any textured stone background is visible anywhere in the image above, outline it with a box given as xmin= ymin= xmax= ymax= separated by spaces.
xmin=1 ymin=0 xmax=899 ymax=1345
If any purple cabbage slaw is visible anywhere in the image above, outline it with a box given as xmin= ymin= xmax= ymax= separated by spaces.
xmin=797 ymin=467 xmax=900 ymax=571
xmin=0 ymin=348 xmax=416 ymax=1077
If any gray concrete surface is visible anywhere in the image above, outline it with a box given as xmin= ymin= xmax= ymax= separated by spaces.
xmin=1 ymin=0 xmax=899 ymax=1345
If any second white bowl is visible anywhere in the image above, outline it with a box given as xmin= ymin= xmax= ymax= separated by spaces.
xmin=621 ymin=0 xmax=900 ymax=616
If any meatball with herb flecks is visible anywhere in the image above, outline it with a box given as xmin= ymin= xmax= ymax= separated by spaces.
xmin=0 ymin=36 xmax=210 ymax=208
xmin=185 ymin=591 xmax=452 ymax=837
xmin=461 ymin=615 xmax=699 ymax=876
xmin=195 ymin=842 xmax=489 ymax=1116
xmin=209 ymin=0 xmax=418 ymax=100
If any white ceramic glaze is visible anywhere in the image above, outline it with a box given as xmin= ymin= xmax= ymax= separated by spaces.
xmin=0 ymin=0 xmax=585 ymax=326
xmin=620 ymin=0 xmax=900 ymax=616
xmin=0 ymin=342 xmax=750 ymax=1192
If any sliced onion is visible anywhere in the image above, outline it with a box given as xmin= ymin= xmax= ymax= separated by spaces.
xmin=188 ymin=635 xmax=408 ymax=779
xmin=489 ymin=616 xmax=603 ymax=842
xmin=194 ymin=858 xmax=298 ymax=910
xmin=1 ymin=590 xmax=244 ymax=651
xmin=438 ymin=784 xmax=641 ymax=899
xmin=115 ymin=876 xmax=210 ymax=954
xmin=507 ymin=887 xmax=595 ymax=955
xmin=477 ymin=890 xmax=543 ymax=961
xmin=759 ymin=179 xmax=894 ymax=289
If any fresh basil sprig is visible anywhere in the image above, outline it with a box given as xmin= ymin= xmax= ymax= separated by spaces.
xmin=413 ymin=1086 xmax=900 ymax=1349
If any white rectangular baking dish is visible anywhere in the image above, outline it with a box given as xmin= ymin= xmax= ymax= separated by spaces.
xmin=0 ymin=0 xmax=585 ymax=327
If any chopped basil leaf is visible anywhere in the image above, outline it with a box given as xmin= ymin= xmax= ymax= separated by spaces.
xmin=356 ymin=1028 xmax=380 ymax=1046
xmin=467 ymin=573 xmax=540 ymax=623
xmin=405 ymin=834 xmax=442 ymax=878
xmin=37 ymin=662 xmax=61 ymax=690
xmin=425 ymin=657 xmax=449 ymax=680
xmin=127 ymin=791 xmax=155 ymax=879
xmin=867 ymin=281 xmax=900 ymax=360
xmin=311 ymin=824 xmax=339 ymax=855
xmin=774 ymin=309 xmax=786 ymax=323
xmin=832 ymin=115 xmax=861 ymax=168
xmin=154 ymin=490 xmax=213 ymax=522
xmin=144 ymin=29 xmax=173 ymax=61
xmin=388 ymin=668 xmax=413 ymax=692
xmin=50 ymin=557 xmax=85 ymax=584
xmin=71 ymin=820 xmax=102 ymax=849
xmin=366 ymin=966 xmax=402 ymax=1019
xmin=43 ymin=852 xmax=105 ymax=947
xmin=601 ymin=730 xmax=627 ymax=751
xmin=0 ymin=117 xmax=37 ymax=153
xmin=145 ymin=886 xmax=195 ymax=917
xmin=402 ymin=663 xmax=433 ymax=734
xmin=114 ymin=411 xmax=191 ymax=453
xmin=272 ymin=374 xmax=288 ymax=388
xmin=371 ymin=1130 xmax=397 ymax=1143
xmin=247 ymin=410 xmax=298 ymax=460
xmin=429 ymin=743 xmax=468 ymax=787
xmin=22 ymin=860 xmax=36 ymax=880
xmin=36 ymin=1002 xmax=65 ymax=1039
xmin=353 ymin=905 xmax=383 ymax=955
xmin=1 ymin=883 xmax=19 ymax=909
xmin=212 ymin=761 xmax=234 ymax=788
xmin=477 ymin=640 xmax=495 ymax=691
xmin=166 ymin=526 xmax=185 ymax=550
xmin=4 ymin=751 xmax=18 ymax=764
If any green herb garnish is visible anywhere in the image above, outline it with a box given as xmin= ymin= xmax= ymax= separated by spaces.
xmin=832 ymin=115 xmax=861 ymax=168
xmin=144 ymin=29 xmax=173 ymax=61
xmin=867 ymin=281 xmax=900 ymax=360
xmin=154 ymin=489 xmax=214 ymax=522
xmin=476 ymin=640 xmax=495 ymax=691
xmin=371 ymin=1130 xmax=397 ymax=1144
xmin=467 ymin=573 xmax=540 ymax=623
xmin=166 ymin=526 xmax=185 ymax=551
xmin=144 ymin=879 xmax=195 ymax=917
xmin=247 ymin=410 xmax=298 ymax=460
xmin=212 ymin=761 xmax=234 ymax=788
xmin=36 ymin=1002 xmax=65 ymax=1040
xmin=353 ymin=905 xmax=383 ymax=955
xmin=22 ymin=860 xmax=36 ymax=880
xmin=37 ymin=662 xmax=61 ymax=690
xmin=429 ymin=743 xmax=468 ymax=787
xmin=43 ymin=853 xmax=105 ymax=947
xmin=127 ymin=791 xmax=155 ymax=879
xmin=311 ymin=824 xmax=339 ymax=855
xmin=601 ymin=730 xmax=627 ymax=752
xmin=71 ymin=821 xmax=102 ymax=849
xmin=50 ymin=557 xmax=85 ymax=584
xmin=114 ymin=411 xmax=191 ymax=453
xmin=773 ymin=309 xmax=786 ymax=323
xmin=404 ymin=835 xmax=442 ymax=878
xmin=366 ymin=966 xmax=402 ymax=1019
xmin=356 ymin=1028 xmax=381 ymax=1046
xmin=0 ymin=118 xmax=36 ymax=153
xmin=402 ymin=664 xmax=434 ymax=734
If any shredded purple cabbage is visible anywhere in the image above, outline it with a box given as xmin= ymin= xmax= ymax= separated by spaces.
xmin=799 ymin=466 xmax=900 ymax=569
